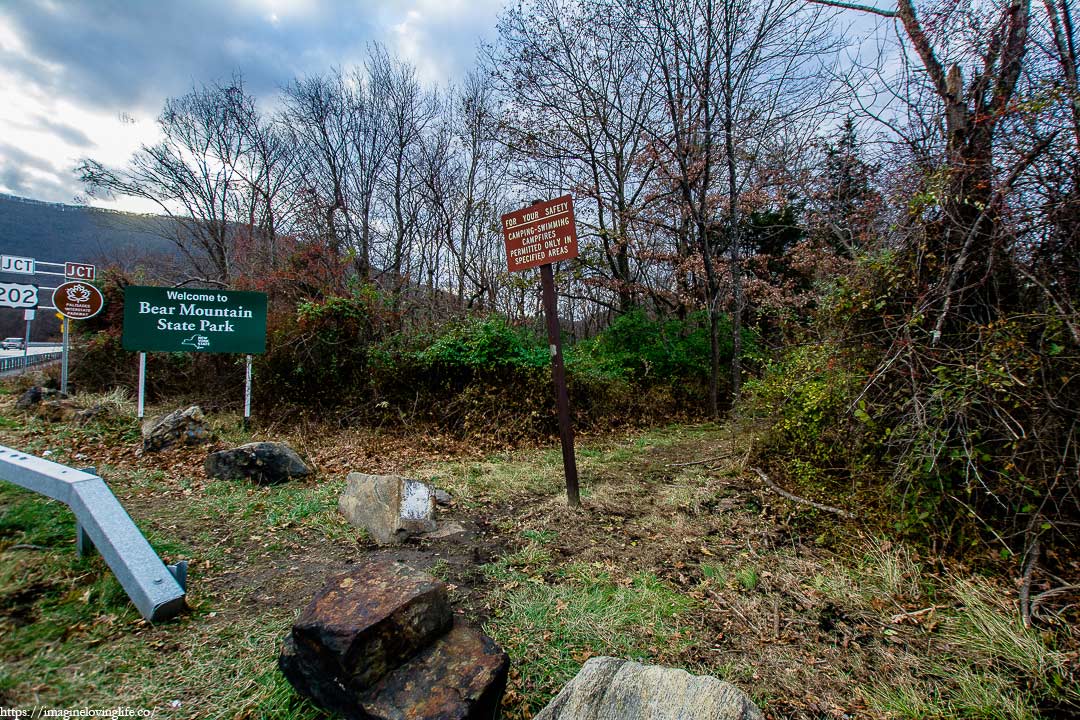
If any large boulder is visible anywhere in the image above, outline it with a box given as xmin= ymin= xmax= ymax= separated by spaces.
xmin=141 ymin=406 xmax=209 ymax=451
xmin=534 ymin=657 xmax=763 ymax=720
xmin=280 ymin=560 xmax=508 ymax=720
xmin=280 ymin=562 xmax=452 ymax=703
xmin=16 ymin=386 xmax=66 ymax=409
xmin=35 ymin=399 xmax=80 ymax=423
xmin=205 ymin=442 xmax=312 ymax=485
xmin=339 ymin=473 xmax=436 ymax=544
xmin=360 ymin=617 xmax=509 ymax=720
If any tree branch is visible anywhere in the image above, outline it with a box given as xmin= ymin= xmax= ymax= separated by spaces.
xmin=895 ymin=0 xmax=951 ymax=101
xmin=750 ymin=467 xmax=858 ymax=520
xmin=804 ymin=0 xmax=896 ymax=18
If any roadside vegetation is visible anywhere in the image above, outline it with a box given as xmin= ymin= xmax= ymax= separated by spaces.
xmin=0 ymin=382 xmax=1075 ymax=718
xmin=1 ymin=0 xmax=1078 ymax=716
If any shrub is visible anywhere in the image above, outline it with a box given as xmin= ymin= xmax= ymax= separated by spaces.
xmin=414 ymin=316 xmax=548 ymax=375
xmin=569 ymin=309 xmax=713 ymax=385
xmin=743 ymin=341 xmax=869 ymax=484
xmin=255 ymin=287 xmax=390 ymax=410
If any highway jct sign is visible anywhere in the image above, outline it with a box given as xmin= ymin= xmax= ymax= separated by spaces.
xmin=0 ymin=255 xmax=35 ymax=275
xmin=0 ymin=283 xmax=38 ymax=308
xmin=65 ymin=262 xmax=96 ymax=280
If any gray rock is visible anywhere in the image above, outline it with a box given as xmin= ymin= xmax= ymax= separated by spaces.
xmin=434 ymin=488 xmax=453 ymax=506
xmin=76 ymin=404 xmax=108 ymax=425
xmin=205 ymin=442 xmax=312 ymax=485
xmin=16 ymin=386 xmax=66 ymax=409
xmin=339 ymin=474 xmax=436 ymax=545
xmin=142 ymin=406 xmax=209 ymax=451
xmin=534 ymin=657 xmax=763 ymax=720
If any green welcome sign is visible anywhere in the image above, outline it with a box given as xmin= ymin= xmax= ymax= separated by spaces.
xmin=122 ymin=286 xmax=267 ymax=354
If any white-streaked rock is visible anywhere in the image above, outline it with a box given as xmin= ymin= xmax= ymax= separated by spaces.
xmin=339 ymin=473 xmax=437 ymax=544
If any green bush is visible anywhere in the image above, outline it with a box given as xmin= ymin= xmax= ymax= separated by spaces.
xmin=71 ymin=280 xmax=733 ymax=438
xmin=743 ymin=342 xmax=868 ymax=483
xmin=255 ymin=288 xmax=389 ymax=409
xmin=568 ymin=309 xmax=747 ymax=386
xmin=414 ymin=316 xmax=548 ymax=373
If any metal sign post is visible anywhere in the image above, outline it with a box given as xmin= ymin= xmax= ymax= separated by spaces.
xmin=22 ymin=308 xmax=33 ymax=363
xmin=502 ymin=196 xmax=581 ymax=508
xmin=243 ymin=354 xmax=252 ymax=430
xmin=540 ymin=262 xmax=580 ymax=506
xmin=137 ymin=352 xmax=146 ymax=419
xmin=60 ymin=317 xmax=69 ymax=394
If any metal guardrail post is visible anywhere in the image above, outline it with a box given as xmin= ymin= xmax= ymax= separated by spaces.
xmin=0 ymin=446 xmax=187 ymax=622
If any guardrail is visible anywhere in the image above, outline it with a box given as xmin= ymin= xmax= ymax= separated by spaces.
xmin=0 ymin=446 xmax=187 ymax=622
xmin=0 ymin=351 xmax=63 ymax=373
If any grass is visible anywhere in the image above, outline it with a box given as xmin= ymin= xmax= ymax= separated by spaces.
xmin=484 ymin=560 xmax=699 ymax=718
xmin=865 ymin=667 xmax=1041 ymax=720
xmin=0 ymin=391 xmax=364 ymax=716
xmin=0 ymin=389 xmax=1074 ymax=720
xmin=0 ymin=473 xmax=354 ymax=717
xmin=734 ymin=566 xmax=759 ymax=592
xmin=416 ymin=422 xmax=729 ymax=507
xmin=945 ymin=577 xmax=1077 ymax=703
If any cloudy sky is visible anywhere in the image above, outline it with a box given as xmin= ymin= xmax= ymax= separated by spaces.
xmin=0 ymin=0 xmax=504 ymax=212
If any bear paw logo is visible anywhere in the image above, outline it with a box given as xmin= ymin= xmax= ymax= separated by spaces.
xmin=66 ymin=284 xmax=92 ymax=303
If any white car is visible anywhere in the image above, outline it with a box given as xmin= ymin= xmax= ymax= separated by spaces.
xmin=1 ymin=337 xmax=25 ymax=350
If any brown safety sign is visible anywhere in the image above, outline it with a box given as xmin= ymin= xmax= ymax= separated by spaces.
xmin=502 ymin=195 xmax=579 ymax=273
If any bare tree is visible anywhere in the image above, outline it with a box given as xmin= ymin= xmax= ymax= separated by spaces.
xmin=281 ymin=71 xmax=358 ymax=258
xmin=488 ymin=0 xmax=661 ymax=315
xmin=811 ymin=0 xmax=1035 ymax=336
xmin=224 ymin=83 xmax=300 ymax=272
xmin=79 ymin=79 xmax=261 ymax=283
xmin=640 ymin=0 xmax=841 ymax=411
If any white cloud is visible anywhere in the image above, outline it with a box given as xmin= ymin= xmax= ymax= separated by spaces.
xmin=0 ymin=58 xmax=162 ymax=211
xmin=383 ymin=0 xmax=504 ymax=85
xmin=0 ymin=0 xmax=506 ymax=211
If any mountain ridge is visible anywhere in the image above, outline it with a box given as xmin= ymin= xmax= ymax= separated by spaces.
xmin=0 ymin=193 xmax=179 ymax=339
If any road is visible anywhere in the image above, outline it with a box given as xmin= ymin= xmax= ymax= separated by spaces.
xmin=0 ymin=344 xmax=63 ymax=358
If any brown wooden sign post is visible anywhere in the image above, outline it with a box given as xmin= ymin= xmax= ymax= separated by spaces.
xmin=502 ymin=195 xmax=581 ymax=507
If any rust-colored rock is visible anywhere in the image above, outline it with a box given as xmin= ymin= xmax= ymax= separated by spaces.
xmin=280 ymin=561 xmax=452 ymax=713
xmin=280 ymin=560 xmax=509 ymax=720
xmin=360 ymin=617 xmax=510 ymax=720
